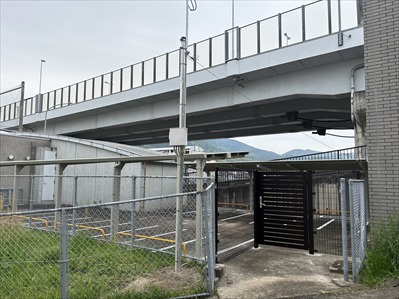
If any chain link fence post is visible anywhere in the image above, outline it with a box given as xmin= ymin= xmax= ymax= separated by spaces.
xmin=131 ymin=175 xmax=136 ymax=246
xmin=348 ymin=179 xmax=367 ymax=283
xmin=340 ymin=178 xmax=349 ymax=282
xmin=60 ymin=208 xmax=69 ymax=299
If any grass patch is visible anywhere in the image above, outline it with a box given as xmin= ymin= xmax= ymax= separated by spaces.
xmin=360 ymin=213 xmax=399 ymax=286
xmin=0 ymin=220 xmax=206 ymax=298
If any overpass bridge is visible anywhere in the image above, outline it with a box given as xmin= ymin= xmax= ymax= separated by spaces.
xmin=1 ymin=0 xmax=364 ymax=145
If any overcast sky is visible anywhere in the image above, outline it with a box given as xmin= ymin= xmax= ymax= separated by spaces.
xmin=0 ymin=0 xmax=356 ymax=154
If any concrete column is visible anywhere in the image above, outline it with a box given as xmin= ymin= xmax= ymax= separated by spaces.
xmin=195 ymin=158 xmax=207 ymax=258
xmin=12 ymin=165 xmax=24 ymax=212
xmin=54 ymin=164 xmax=67 ymax=227
xmin=248 ymin=171 xmax=254 ymax=211
xmin=110 ymin=162 xmax=125 ymax=240
xmin=353 ymin=91 xmax=366 ymax=160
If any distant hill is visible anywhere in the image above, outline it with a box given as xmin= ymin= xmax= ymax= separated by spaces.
xmin=145 ymin=138 xmax=318 ymax=161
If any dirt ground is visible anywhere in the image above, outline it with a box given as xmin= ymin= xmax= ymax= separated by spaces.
xmin=126 ymin=265 xmax=203 ymax=293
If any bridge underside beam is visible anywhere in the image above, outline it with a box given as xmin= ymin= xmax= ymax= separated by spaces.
xmin=67 ymin=94 xmax=352 ymax=145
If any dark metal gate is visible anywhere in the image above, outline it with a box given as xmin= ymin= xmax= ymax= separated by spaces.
xmin=254 ymin=171 xmax=314 ymax=254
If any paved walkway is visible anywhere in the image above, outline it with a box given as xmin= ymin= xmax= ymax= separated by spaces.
xmin=214 ymin=245 xmax=347 ymax=299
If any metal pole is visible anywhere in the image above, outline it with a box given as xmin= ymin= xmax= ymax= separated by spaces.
xmin=340 ymin=178 xmax=349 ymax=282
xmin=195 ymin=159 xmax=205 ymax=258
xmin=60 ymin=209 xmax=69 ymax=299
xmin=232 ymin=0 xmax=235 ymax=59
xmin=175 ymin=35 xmax=187 ymax=272
xmin=39 ymin=59 xmax=45 ymax=94
xmin=131 ymin=176 xmax=137 ymax=246
xmin=72 ymin=176 xmax=78 ymax=236
xmin=18 ymin=81 xmax=25 ymax=132
xmin=29 ymin=175 xmax=34 ymax=227
xmin=338 ymin=0 xmax=343 ymax=46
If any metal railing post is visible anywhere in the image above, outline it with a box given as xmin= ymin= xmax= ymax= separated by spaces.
xmin=327 ymin=0 xmax=332 ymax=34
xmin=209 ymin=37 xmax=213 ymax=67
xmin=120 ymin=68 xmax=123 ymax=91
xmin=278 ymin=14 xmax=282 ymax=48
xmin=192 ymin=44 xmax=197 ymax=72
xmin=141 ymin=61 xmax=145 ymax=86
xmin=153 ymin=57 xmax=157 ymax=83
xmin=257 ymin=21 xmax=261 ymax=54
xmin=130 ymin=65 xmax=134 ymax=89
xmin=60 ymin=209 xmax=69 ymax=299
xmin=224 ymin=30 xmax=229 ymax=62
xmin=301 ymin=5 xmax=306 ymax=42
xmin=236 ymin=27 xmax=241 ymax=59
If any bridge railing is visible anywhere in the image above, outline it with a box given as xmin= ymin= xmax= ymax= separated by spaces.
xmin=0 ymin=0 xmax=362 ymax=123
xmin=274 ymin=145 xmax=367 ymax=161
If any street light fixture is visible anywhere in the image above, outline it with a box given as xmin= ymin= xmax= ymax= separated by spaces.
xmin=39 ymin=59 xmax=46 ymax=94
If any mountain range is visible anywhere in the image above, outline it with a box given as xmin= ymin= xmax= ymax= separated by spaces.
xmin=147 ymin=138 xmax=318 ymax=161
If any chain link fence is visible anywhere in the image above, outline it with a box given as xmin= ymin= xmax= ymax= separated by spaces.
xmin=340 ymin=178 xmax=367 ymax=283
xmin=0 ymin=175 xmax=215 ymax=298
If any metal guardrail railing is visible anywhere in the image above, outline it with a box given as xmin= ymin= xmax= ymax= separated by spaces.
xmin=275 ymin=145 xmax=367 ymax=161
xmin=0 ymin=0 xmax=362 ymax=123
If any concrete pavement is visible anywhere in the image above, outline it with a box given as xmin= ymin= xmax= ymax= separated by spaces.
xmin=214 ymin=245 xmax=344 ymax=299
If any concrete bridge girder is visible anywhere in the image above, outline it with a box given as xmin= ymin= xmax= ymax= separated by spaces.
xmin=3 ymin=27 xmax=364 ymax=145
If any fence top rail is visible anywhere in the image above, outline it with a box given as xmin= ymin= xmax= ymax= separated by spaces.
xmin=0 ymin=151 xmax=248 ymax=167
xmin=0 ymin=188 xmax=215 ymax=218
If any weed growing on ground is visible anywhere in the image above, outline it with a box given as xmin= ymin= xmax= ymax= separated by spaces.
xmin=360 ymin=213 xmax=399 ymax=286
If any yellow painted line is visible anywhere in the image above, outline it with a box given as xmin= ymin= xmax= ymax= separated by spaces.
xmin=116 ymin=231 xmax=187 ymax=255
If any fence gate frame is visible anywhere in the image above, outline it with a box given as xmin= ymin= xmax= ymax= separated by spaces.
xmin=254 ymin=171 xmax=314 ymax=254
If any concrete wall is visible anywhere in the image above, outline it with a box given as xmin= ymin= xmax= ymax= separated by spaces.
xmin=363 ymin=0 xmax=399 ymax=222
xmin=0 ymin=134 xmax=50 ymax=206
xmin=0 ymin=134 xmax=177 ymax=210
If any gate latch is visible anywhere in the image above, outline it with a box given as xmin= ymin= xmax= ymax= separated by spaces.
xmin=259 ymin=196 xmax=263 ymax=208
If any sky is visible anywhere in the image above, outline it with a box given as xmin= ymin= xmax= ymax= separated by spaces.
xmin=0 ymin=0 xmax=356 ymax=154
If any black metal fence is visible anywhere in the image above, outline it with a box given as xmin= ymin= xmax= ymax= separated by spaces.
xmin=313 ymin=170 xmax=365 ymax=256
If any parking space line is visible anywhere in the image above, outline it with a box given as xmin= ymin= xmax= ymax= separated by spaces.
xmin=316 ymin=219 xmax=335 ymax=231
xmin=220 ymin=213 xmax=252 ymax=222
xmin=218 ymin=239 xmax=254 ymax=254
